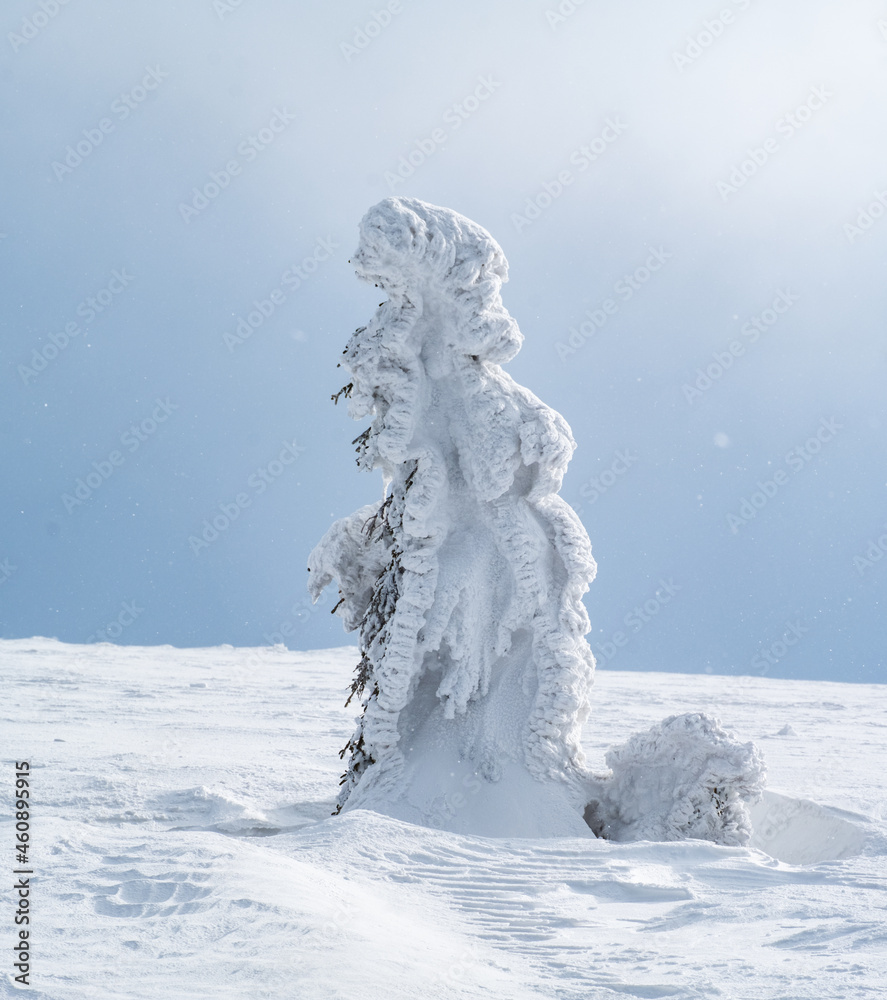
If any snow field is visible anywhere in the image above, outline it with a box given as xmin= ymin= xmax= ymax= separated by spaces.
xmin=1 ymin=639 xmax=885 ymax=999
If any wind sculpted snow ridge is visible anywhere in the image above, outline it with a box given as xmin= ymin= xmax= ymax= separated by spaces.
xmin=309 ymin=197 xmax=597 ymax=820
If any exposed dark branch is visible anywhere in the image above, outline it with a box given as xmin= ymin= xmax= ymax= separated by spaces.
xmin=331 ymin=383 xmax=353 ymax=405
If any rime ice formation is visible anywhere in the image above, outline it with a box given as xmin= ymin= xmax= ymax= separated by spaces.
xmin=309 ymin=197 xmax=764 ymax=841
xmin=584 ymin=713 xmax=766 ymax=845
xmin=308 ymin=197 xmax=596 ymax=836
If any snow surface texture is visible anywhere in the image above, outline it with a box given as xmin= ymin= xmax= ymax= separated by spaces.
xmin=309 ymin=196 xmax=598 ymax=832
xmin=3 ymin=640 xmax=885 ymax=1000
xmin=309 ymin=198 xmax=764 ymax=842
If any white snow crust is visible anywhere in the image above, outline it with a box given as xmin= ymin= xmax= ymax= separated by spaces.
xmin=3 ymin=639 xmax=886 ymax=1000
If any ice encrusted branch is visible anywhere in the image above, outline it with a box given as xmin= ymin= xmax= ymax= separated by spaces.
xmin=308 ymin=197 xmax=596 ymax=814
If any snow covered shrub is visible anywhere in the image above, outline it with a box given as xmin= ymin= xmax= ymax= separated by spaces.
xmin=586 ymin=712 xmax=766 ymax=846
xmin=308 ymin=196 xmax=597 ymax=834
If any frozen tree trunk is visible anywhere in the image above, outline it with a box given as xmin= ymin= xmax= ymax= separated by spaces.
xmin=309 ymin=197 xmax=597 ymax=837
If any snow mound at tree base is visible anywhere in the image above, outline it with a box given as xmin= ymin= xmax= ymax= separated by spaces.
xmin=352 ymin=652 xmax=593 ymax=838
xmin=584 ymin=712 xmax=767 ymax=846
xmin=383 ymin=758 xmax=592 ymax=839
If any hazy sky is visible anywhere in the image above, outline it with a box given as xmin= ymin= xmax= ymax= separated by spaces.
xmin=2 ymin=0 xmax=885 ymax=682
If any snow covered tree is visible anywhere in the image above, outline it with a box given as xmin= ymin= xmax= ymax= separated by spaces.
xmin=308 ymin=196 xmax=597 ymax=836
xmin=309 ymin=196 xmax=765 ymax=840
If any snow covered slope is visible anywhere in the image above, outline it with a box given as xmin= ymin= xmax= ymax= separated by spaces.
xmin=2 ymin=639 xmax=885 ymax=999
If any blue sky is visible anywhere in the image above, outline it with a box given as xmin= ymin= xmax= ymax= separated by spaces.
xmin=2 ymin=0 xmax=885 ymax=682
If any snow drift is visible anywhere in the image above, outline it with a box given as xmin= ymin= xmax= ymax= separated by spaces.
xmin=310 ymin=197 xmax=764 ymax=840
